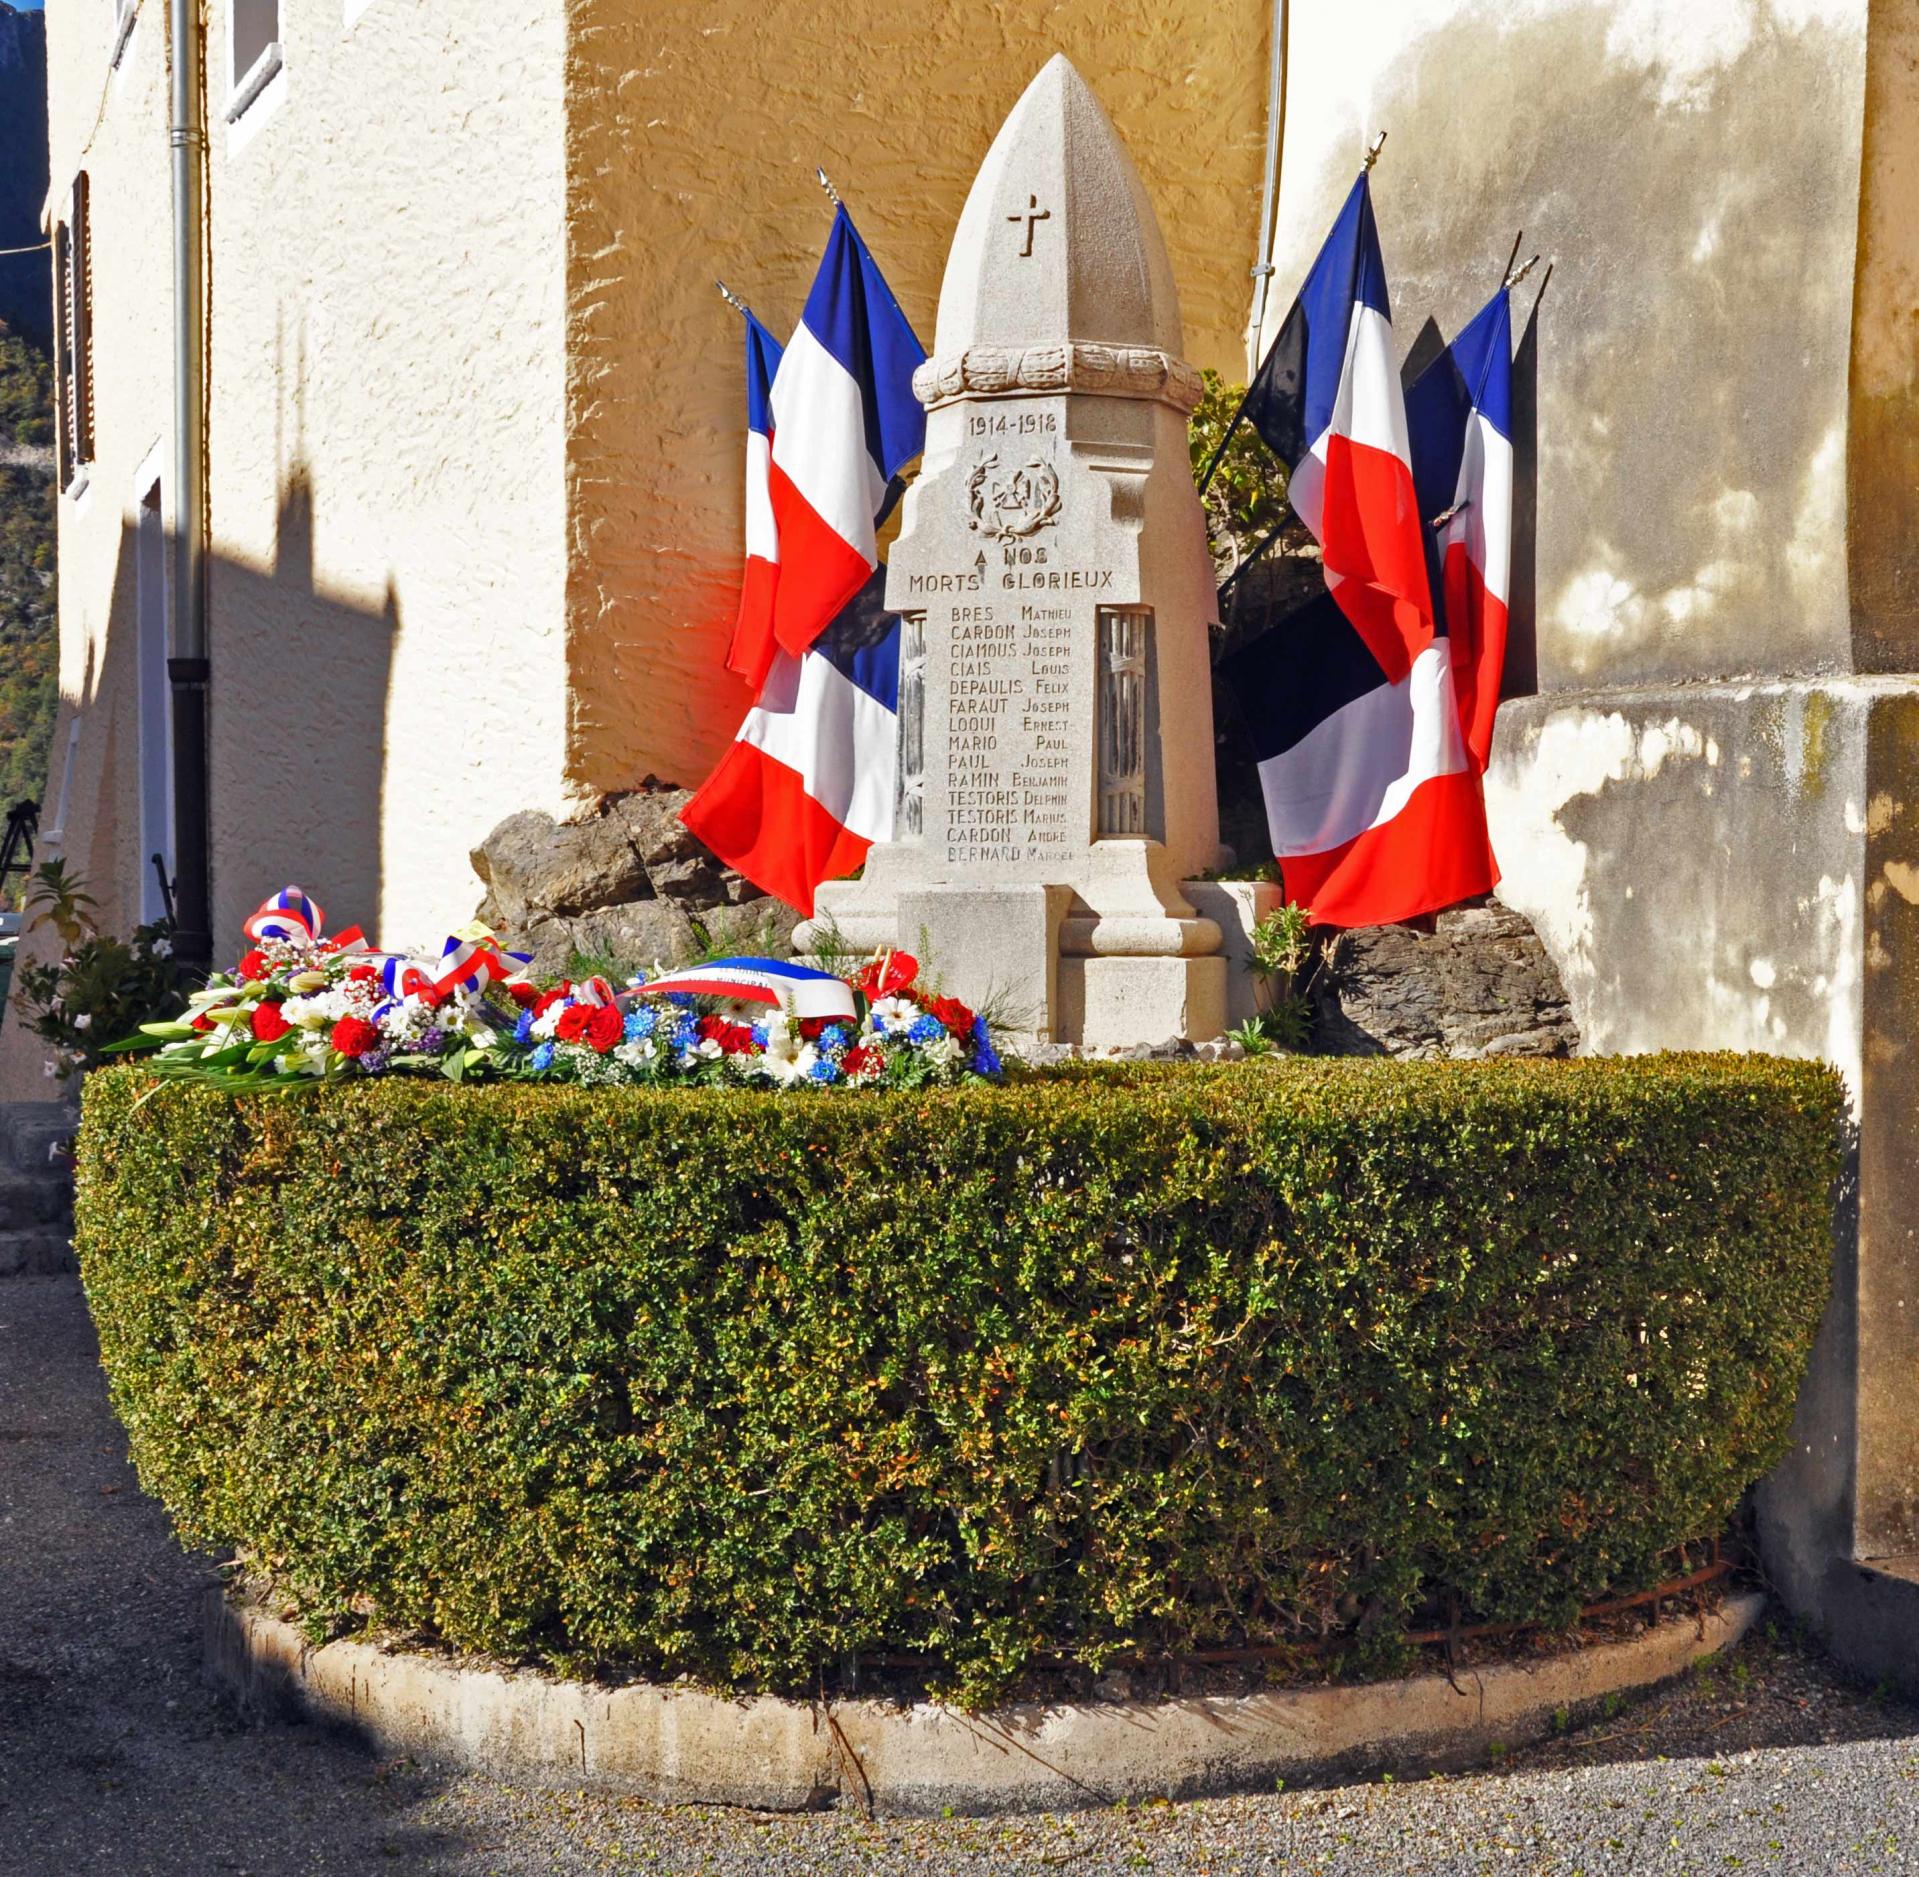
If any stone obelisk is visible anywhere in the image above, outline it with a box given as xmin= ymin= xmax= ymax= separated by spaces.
xmin=798 ymin=56 xmax=1228 ymax=1047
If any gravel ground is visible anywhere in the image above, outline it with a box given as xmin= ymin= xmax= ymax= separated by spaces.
xmin=4 ymin=1270 xmax=1917 ymax=1876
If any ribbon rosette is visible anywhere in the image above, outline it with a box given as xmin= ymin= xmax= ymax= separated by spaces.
xmin=434 ymin=934 xmax=531 ymax=996
xmin=242 ymin=886 xmax=366 ymax=953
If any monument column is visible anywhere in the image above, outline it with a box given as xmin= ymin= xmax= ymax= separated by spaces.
xmin=800 ymin=56 xmax=1229 ymax=1049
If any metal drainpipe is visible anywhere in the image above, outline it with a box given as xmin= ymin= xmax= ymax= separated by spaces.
xmin=1245 ymin=0 xmax=1289 ymax=379
xmin=167 ymin=0 xmax=212 ymax=970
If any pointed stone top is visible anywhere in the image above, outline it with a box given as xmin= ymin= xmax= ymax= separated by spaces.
xmin=933 ymin=56 xmax=1186 ymax=363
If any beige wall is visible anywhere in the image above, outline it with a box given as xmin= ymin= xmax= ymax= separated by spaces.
xmin=563 ymin=0 xmax=1273 ymax=796
xmin=203 ymin=0 xmax=571 ymax=952
xmin=1258 ymin=0 xmax=1872 ymax=692
xmin=5 ymin=2 xmax=178 ymax=1096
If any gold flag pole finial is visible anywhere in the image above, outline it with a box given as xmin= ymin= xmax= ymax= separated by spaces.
xmin=1505 ymin=252 xmax=1542 ymax=291
xmin=816 ymin=167 xmax=844 ymax=210
xmin=1363 ymin=131 xmax=1387 ymax=171
xmin=714 ymin=278 xmax=752 ymax=319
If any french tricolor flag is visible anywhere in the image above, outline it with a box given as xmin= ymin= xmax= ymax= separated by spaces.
xmin=1232 ymin=171 xmax=1497 ymax=928
xmin=766 ymin=206 xmax=926 ymax=664
xmin=682 ymin=568 xmax=902 ymax=918
xmin=723 ymin=310 xmax=787 ymax=686
xmin=1406 ymin=286 xmax=1514 ymax=772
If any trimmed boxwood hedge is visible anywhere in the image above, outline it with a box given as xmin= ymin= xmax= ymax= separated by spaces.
xmin=76 ymin=1054 xmax=1837 ymax=1704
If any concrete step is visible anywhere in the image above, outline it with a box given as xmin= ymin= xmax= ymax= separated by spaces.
xmin=0 ymin=1171 xmax=70 ymax=1227
xmin=0 ymin=1229 xmax=74 ymax=1277
xmin=0 ymin=1105 xmax=75 ymax=1175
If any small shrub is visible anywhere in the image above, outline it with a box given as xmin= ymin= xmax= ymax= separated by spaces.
xmin=75 ymin=1053 xmax=1839 ymax=1705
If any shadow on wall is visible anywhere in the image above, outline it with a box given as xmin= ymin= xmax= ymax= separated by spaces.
xmin=1284 ymin=2 xmax=1861 ymax=690
xmin=206 ymin=463 xmax=398 ymax=955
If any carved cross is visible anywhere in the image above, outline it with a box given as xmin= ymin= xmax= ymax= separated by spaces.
xmin=1007 ymin=194 xmax=1051 ymax=258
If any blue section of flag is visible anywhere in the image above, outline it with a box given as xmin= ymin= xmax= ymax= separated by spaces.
xmin=1243 ymin=170 xmax=1390 ymax=469
xmin=801 ymin=206 xmax=928 ymax=482
xmin=1296 ymin=173 xmax=1389 ymax=448
xmin=1405 ymin=285 xmax=1515 ymax=636
xmin=811 ymin=563 xmax=901 ymax=713
xmin=744 ymin=310 xmax=784 ymax=438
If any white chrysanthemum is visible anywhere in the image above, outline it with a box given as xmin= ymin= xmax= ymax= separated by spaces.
xmin=921 ymin=1032 xmax=963 ymax=1068
xmin=530 ymin=1004 xmax=565 ymax=1042
xmin=280 ymin=996 xmax=329 ymax=1031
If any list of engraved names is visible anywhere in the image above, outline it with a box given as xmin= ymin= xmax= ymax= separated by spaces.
xmin=943 ymin=593 xmax=1076 ymax=866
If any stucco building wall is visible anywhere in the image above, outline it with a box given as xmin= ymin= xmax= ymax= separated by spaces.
xmin=201 ymin=0 xmax=571 ymax=953
xmin=561 ymin=0 xmax=1272 ymax=797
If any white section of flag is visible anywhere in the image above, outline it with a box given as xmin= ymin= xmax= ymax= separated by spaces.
xmin=769 ymin=320 xmax=888 ymax=565
xmin=738 ymin=650 xmax=897 ymax=845
xmin=1443 ymin=411 xmax=1513 ymax=605
xmin=1273 ymin=302 xmax=1408 ymax=548
xmin=744 ymin=429 xmax=779 ymax=564
xmin=1256 ymin=640 xmax=1469 ymax=858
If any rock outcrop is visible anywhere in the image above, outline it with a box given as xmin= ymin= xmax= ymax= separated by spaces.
xmin=1312 ymin=899 xmax=1579 ymax=1061
xmin=471 ymin=786 xmax=797 ymax=979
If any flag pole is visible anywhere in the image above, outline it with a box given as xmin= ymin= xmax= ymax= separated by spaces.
xmin=816 ymin=167 xmax=844 ymax=211
xmin=715 ymin=278 xmax=753 ymax=319
xmin=1199 ymin=129 xmax=1387 ymax=500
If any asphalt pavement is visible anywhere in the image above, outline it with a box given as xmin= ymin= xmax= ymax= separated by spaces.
xmin=3 ymin=1271 xmax=1916 ymax=1876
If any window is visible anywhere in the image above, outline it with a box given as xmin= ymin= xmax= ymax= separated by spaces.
xmin=226 ymin=0 xmax=282 ymax=122
xmin=53 ymin=173 xmax=94 ymax=494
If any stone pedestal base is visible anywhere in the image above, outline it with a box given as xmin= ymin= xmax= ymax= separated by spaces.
xmin=1058 ymin=956 xmax=1226 ymax=1050
xmin=895 ymin=884 xmax=1072 ymax=1042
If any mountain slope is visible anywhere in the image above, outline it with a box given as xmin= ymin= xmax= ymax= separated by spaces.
xmin=0 ymin=324 xmax=55 ymax=820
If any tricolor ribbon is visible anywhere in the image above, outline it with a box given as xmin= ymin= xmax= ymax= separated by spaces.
xmin=634 ymin=956 xmax=856 ymax=1022
xmin=433 ymin=935 xmax=531 ymax=996
xmin=242 ymin=886 xmax=366 ymax=953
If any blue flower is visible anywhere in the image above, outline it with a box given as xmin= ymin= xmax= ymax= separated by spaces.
xmin=750 ymin=1021 xmax=769 ymax=1047
xmin=907 ymin=1014 xmax=944 ymax=1046
xmin=819 ymin=1023 xmax=851 ymax=1052
xmin=666 ymin=992 xmax=698 ymax=1010
xmin=808 ymin=1055 xmax=841 ymax=1084
xmin=514 ymin=1010 xmax=535 ymax=1043
xmin=971 ymin=1015 xmax=1002 ymax=1077
xmin=528 ymin=1042 xmax=556 ymax=1072
xmin=625 ymin=1007 xmax=658 ymax=1040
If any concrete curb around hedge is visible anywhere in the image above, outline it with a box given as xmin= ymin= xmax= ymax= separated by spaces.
xmin=204 ymin=1588 xmax=1763 ymax=1816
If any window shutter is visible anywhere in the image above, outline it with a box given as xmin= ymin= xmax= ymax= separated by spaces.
xmin=71 ymin=171 xmax=94 ymax=471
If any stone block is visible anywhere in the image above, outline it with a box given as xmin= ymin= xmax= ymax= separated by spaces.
xmin=1183 ymin=879 xmax=1284 ymax=1028
xmin=1061 ymin=955 xmax=1227 ymax=1050
xmin=896 ymin=884 xmax=1071 ymax=1041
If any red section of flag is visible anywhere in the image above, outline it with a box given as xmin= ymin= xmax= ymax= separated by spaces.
xmin=726 ymin=556 xmax=782 ymax=691
xmin=1443 ymin=541 xmax=1510 ymax=774
xmin=767 ymin=461 xmax=874 ymax=661
xmin=1319 ymin=432 xmax=1434 ymax=686
xmin=1281 ymin=770 xmax=1499 ymax=929
xmin=680 ymin=739 xmax=873 ymax=919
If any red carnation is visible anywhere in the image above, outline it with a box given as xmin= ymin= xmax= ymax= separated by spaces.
xmin=857 ymin=950 xmax=919 ymax=999
xmin=928 ymin=995 xmax=975 ymax=1038
xmin=191 ymin=1013 xmax=216 ymax=1033
xmin=236 ymin=948 xmax=270 ymax=982
xmin=533 ymin=986 xmax=570 ymax=1018
xmin=348 ymin=964 xmax=379 ymax=986
xmin=841 ymin=1044 xmax=883 ymax=1078
xmin=506 ymin=981 xmax=540 ymax=1009
xmin=250 ymin=1001 xmax=291 ymax=1044
xmin=585 ymin=1004 xmax=623 ymax=1054
xmin=331 ymin=1016 xmax=380 ymax=1059
xmin=697 ymin=1013 xmax=726 ymax=1041
xmin=555 ymin=1004 xmax=593 ymax=1044
xmin=798 ymin=1015 xmax=829 ymax=1041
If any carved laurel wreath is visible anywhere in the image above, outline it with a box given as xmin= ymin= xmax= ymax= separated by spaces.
xmin=967 ymin=453 xmax=1063 ymax=539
